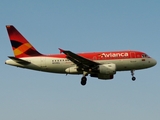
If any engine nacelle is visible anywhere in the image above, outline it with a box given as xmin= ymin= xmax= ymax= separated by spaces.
xmin=90 ymin=74 xmax=114 ymax=80
xmin=99 ymin=63 xmax=116 ymax=75
xmin=98 ymin=74 xmax=114 ymax=80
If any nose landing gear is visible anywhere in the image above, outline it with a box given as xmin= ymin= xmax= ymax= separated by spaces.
xmin=132 ymin=76 xmax=136 ymax=81
xmin=131 ymin=70 xmax=136 ymax=81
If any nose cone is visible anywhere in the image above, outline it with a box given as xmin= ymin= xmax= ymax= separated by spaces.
xmin=151 ymin=58 xmax=157 ymax=66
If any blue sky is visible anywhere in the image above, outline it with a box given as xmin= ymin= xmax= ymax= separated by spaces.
xmin=0 ymin=0 xmax=160 ymax=120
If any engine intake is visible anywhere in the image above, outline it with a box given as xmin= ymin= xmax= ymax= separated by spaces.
xmin=90 ymin=63 xmax=116 ymax=80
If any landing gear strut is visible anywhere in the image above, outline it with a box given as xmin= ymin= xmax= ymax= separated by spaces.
xmin=131 ymin=70 xmax=136 ymax=81
xmin=81 ymin=71 xmax=88 ymax=86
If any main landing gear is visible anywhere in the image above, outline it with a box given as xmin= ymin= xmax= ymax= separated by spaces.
xmin=81 ymin=71 xmax=88 ymax=86
xmin=131 ymin=70 xmax=136 ymax=81
xmin=81 ymin=76 xmax=87 ymax=86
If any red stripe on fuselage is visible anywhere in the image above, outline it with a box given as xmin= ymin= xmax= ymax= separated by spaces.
xmin=34 ymin=50 xmax=148 ymax=60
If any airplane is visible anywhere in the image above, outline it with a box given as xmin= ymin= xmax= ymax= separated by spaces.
xmin=5 ymin=25 xmax=157 ymax=86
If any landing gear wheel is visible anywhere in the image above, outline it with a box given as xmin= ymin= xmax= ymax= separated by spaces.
xmin=131 ymin=70 xmax=136 ymax=81
xmin=132 ymin=77 xmax=136 ymax=81
xmin=81 ymin=77 xmax=87 ymax=86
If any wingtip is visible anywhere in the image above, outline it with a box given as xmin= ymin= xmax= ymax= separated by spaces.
xmin=58 ymin=48 xmax=64 ymax=53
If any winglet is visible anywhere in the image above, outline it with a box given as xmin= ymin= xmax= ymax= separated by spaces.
xmin=58 ymin=48 xmax=64 ymax=53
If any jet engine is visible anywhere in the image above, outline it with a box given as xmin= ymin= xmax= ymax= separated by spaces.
xmin=98 ymin=63 xmax=116 ymax=75
xmin=90 ymin=74 xmax=114 ymax=80
xmin=90 ymin=63 xmax=116 ymax=80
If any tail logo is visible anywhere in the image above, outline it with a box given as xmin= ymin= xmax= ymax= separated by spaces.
xmin=11 ymin=40 xmax=33 ymax=56
xmin=6 ymin=25 xmax=42 ymax=58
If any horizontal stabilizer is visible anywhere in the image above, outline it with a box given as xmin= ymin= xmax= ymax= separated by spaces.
xmin=8 ymin=56 xmax=31 ymax=65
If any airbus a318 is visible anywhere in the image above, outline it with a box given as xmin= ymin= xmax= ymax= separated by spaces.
xmin=5 ymin=25 xmax=157 ymax=85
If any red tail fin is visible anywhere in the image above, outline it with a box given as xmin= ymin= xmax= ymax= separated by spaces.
xmin=6 ymin=25 xmax=42 ymax=58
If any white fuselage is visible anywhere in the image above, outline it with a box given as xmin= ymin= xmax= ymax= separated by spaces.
xmin=5 ymin=56 xmax=157 ymax=74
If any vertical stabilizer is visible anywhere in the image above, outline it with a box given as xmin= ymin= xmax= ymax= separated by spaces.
xmin=6 ymin=25 xmax=42 ymax=58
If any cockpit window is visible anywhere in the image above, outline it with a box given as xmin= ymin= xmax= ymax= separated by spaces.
xmin=142 ymin=54 xmax=150 ymax=58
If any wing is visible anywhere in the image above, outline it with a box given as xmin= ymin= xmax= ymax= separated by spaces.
xmin=59 ymin=48 xmax=100 ymax=70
